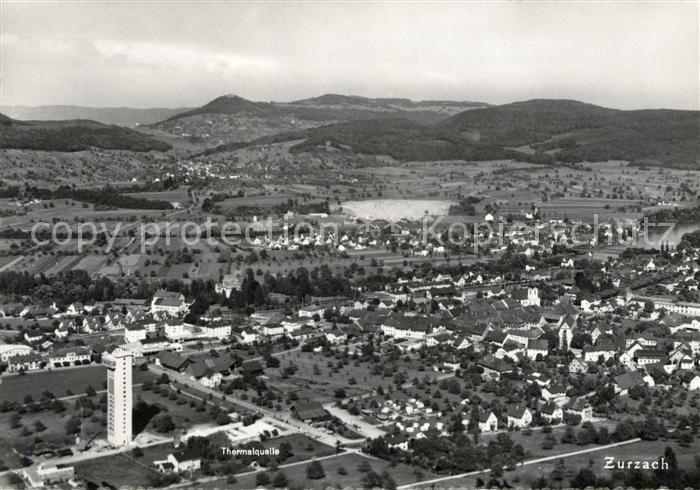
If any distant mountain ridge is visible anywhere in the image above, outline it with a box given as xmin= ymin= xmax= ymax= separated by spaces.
xmin=0 ymin=114 xmax=171 ymax=152
xmin=1 ymin=105 xmax=191 ymax=127
xmin=438 ymin=99 xmax=699 ymax=167
xmin=153 ymin=93 xmax=489 ymax=144
xmin=163 ymin=93 xmax=488 ymax=121
xmin=201 ymin=98 xmax=699 ymax=169
xmin=2 ymin=96 xmax=697 ymax=168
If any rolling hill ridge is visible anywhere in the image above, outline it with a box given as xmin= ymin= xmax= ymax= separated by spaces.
xmin=201 ymin=99 xmax=698 ymax=168
xmin=153 ymin=93 xmax=489 ymax=145
xmin=1 ymin=105 xmax=191 ymax=127
xmin=0 ymin=114 xmax=172 ymax=152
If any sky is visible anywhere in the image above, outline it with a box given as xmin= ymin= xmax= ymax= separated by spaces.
xmin=1 ymin=1 xmax=698 ymax=110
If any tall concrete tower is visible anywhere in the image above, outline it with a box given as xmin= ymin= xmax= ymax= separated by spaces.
xmin=103 ymin=348 xmax=133 ymax=447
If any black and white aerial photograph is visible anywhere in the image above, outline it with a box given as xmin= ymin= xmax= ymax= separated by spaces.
xmin=0 ymin=1 xmax=699 ymax=489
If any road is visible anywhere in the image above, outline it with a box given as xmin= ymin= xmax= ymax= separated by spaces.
xmin=397 ymin=437 xmax=643 ymax=489
xmin=0 ymin=256 xmax=24 ymax=273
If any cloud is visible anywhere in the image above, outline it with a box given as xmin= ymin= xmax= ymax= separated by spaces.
xmin=93 ymin=40 xmax=277 ymax=76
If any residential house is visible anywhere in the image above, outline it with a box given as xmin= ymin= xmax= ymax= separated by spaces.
xmin=293 ymin=401 xmax=329 ymax=422
xmin=162 ymin=450 xmax=201 ymax=473
xmin=477 ymin=411 xmax=499 ymax=432
xmin=7 ymin=352 xmax=44 ymax=372
xmin=24 ymin=331 xmax=44 ymax=344
xmin=200 ymin=322 xmax=231 ymax=340
xmin=614 ymin=371 xmax=646 ymax=396
xmin=568 ymin=358 xmax=588 ymax=374
xmin=634 ymin=349 xmax=666 ymax=367
xmin=454 ymin=337 xmax=472 ymax=350
xmin=164 ymin=319 xmax=191 ymax=342
xmin=240 ymin=359 xmax=264 ymax=376
xmin=124 ymin=323 xmax=147 ymax=343
xmin=298 ymin=304 xmax=325 ymax=319
xmin=540 ymin=402 xmax=563 ymax=423
xmin=478 ymin=355 xmax=513 ymax=380
xmin=140 ymin=336 xmax=174 ymax=355
xmin=565 ymin=398 xmax=593 ymax=422
xmin=0 ymin=344 xmax=33 ymax=362
xmin=541 ymin=384 xmax=568 ymax=405
xmin=151 ymin=290 xmax=191 ymax=316
xmin=48 ymin=347 xmax=92 ymax=368
xmin=238 ymin=329 xmax=259 ymax=344
xmin=506 ymin=328 xmax=543 ymax=348
xmin=21 ymin=464 xmax=75 ymax=488
xmin=186 ymin=362 xmax=223 ymax=388
xmin=510 ymin=287 xmax=541 ymax=307
xmin=381 ymin=316 xmax=432 ymax=340
xmin=527 ymin=338 xmax=549 ymax=360
xmin=155 ymin=351 xmax=190 ymax=372
xmin=507 ymin=406 xmax=533 ymax=428
xmin=325 ymin=331 xmax=347 ymax=344
xmin=215 ymin=272 xmax=243 ymax=298
xmin=54 ymin=324 xmax=69 ymax=338
xmin=583 ymin=339 xmax=617 ymax=362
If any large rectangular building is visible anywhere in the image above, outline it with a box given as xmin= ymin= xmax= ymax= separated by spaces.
xmin=103 ymin=348 xmax=133 ymax=447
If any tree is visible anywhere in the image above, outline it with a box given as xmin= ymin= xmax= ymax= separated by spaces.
xmin=380 ymin=470 xmax=397 ymax=490
xmin=551 ymin=458 xmax=566 ymax=482
xmin=490 ymin=458 xmax=504 ymax=478
xmin=361 ymin=470 xmax=384 ymax=489
xmin=570 ymin=467 xmax=596 ymax=488
xmin=661 ymin=446 xmax=677 ymax=471
xmin=153 ymin=414 xmax=175 ymax=433
xmin=542 ymin=434 xmax=557 ymax=450
xmin=65 ymin=416 xmax=81 ymax=435
xmin=306 ymin=460 xmax=326 ymax=480
xmin=561 ymin=426 xmax=576 ymax=444
xmin=272 ymin=472 xmax=288 ymax=488
xmin=640 ymin=415 xmax=667 ymax=440
xmin=278 ymin=441 xmax=293 ymax=461
xmin=644 ymin=300 xmax=655 ymax=314
xmin=33 ymin=420 xmax=46 ymax=432
xmin=255 ymin=472 xmax=270 ymax=486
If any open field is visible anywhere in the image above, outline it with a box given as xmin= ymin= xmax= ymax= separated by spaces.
xmin=126 ymin=187 xmax=191 ymax=203
xmin=135 ymin=385 xmax=220 ymax=428
xmin=433 ymin=437 xmax=700 ymax=489
xmin=0 ymin=408 xmax=103 ymax=469
xmin=266 ymin=348 xmax=451 ymax=404
xmin=74 ymin=443 xmax=172 ymax=488
xmin=0 ymin=366 xmax=156 ymax=404
xmin=194 ymin=451 xmax=440 ymax=489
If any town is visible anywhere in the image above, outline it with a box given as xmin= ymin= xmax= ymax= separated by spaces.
xmin=1 ymin=2 xmax=699 ymax=488
xmin=1 ymin=207 xmax=699 ymax=488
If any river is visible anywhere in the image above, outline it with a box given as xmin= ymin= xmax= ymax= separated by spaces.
xmin=638 ymin=222 xmax=700 ymax=249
